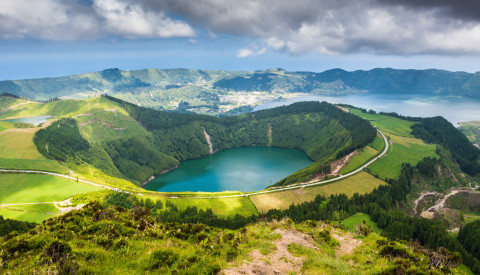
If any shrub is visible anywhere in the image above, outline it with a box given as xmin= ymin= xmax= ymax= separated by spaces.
xmin=146 ymin=249 xmax=179 ymax=270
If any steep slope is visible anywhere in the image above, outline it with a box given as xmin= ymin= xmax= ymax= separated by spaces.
xmin=33 ymin=96 xmax=376 ymax=186
xmin=0 ymin=201 xmax=469 ymax=274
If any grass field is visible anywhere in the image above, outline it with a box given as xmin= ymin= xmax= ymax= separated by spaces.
xmin=368 ymin=134 xmax=437 ymax=180
xmin=350 ymin=109 xmax=416 ymax=137
xmin=341 ymin=146 xmax=378 ymax=174
xmin=0 ymin=97 xmax=128 ymax=119
xmin=250 ymin=172 xmax=386 ymax=213
xmin=0 ymin=121 xmax=15 ymax=132
xmin=0 ymin=204 xmax=60 ymax=223
xmin=0 ymin=127 xmax=68 ymax=173
xmin=350 ymin=109 xmax=438 ymax=180
xmin=0 ymin=173 xmax=101 ymax=222
xmin=0 ymin=174 xmax=101 ymax=204
xmin=166 ymin=196 xmax=259 ymax=217
xmin=458 ymin=121 xmax=480 ymax=146
xmin=369 ymin=132 xmax=386 ymax=151
xmin=340 ymin=213 xmax=382 ymax=234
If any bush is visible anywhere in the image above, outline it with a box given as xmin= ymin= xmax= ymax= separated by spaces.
xmin=146 ymin=249 xmax=179 ymax=270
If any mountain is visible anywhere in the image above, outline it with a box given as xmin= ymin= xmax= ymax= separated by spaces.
xmin=32 ymin=97 xmax=376 ymax=186
xmin=2 ymin=68 xmax=480 ymax=113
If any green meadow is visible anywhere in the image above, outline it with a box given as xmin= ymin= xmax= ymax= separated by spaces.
xmin=0 ymin=127 xmax=68 ymax=174
xmin=0 ymin=174 xmax=101 ymax=204
xmin=350 ymin=109 xmax=416 ymax=137
xmin=350 ymin=109 xmax=438 ymax=180
xmin=341 ymin=146 xmax=378 ymax=174
xmin=340 ymin=213 xmax=382 ymax=234
xmin=368 ymin=134 xmax=437 ymax=180
xmin=0 ymin=203 xmax=60 ymax=223
xmin=250 ymin=172 xmax=386 ymax=213
xmin=0 ymin=173 xmax=101 ymax=222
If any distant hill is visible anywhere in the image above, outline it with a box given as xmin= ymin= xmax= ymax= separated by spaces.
xmin=2 ymin=68 xmax=480 ymax=100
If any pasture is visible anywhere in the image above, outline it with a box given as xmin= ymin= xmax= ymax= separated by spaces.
xmin=0 ymin=173 xmax=101 ymax=222
xmin=250 ymin=172 xmax=386 ymax=213
xmin=0 ymin=127 xmax=68 ymax=173
xmin=340 ymin=213 xmax=382 ymax=234
xmin=368 ymin=133 xmax=437 ymax=180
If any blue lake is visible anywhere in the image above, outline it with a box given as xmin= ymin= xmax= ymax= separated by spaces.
xmin=2 ymin=115 xmax=53 ymax=126
xmin=143 ymin=147 xmax=313 ymax=192
xmin=255 ymin=92 xmax=480 ymax=126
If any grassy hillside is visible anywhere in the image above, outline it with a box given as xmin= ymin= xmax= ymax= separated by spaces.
xmin=369 ymin=134 xmax=438 ymax=179
xmin=34 ymin=98 xmax=376 ymax=186
xmin=0 ymin=202 xmax=470 ymax=274
xmin=250 ymin=172 xmax=386 ymax=213
xmin=0 ymin=127 xmax=68 ymax=174
xmin=350 ymin=109 xmax=439 ymax=180
xmin=0 ymin=174 xmax=100 ymax=222
xmin=458 ymin=121 xmax=480 ymax=148
xmin=0 ymin=96 xmax=128 ymax=120
xmin=4 ymin=68 xmax=480 ymax=116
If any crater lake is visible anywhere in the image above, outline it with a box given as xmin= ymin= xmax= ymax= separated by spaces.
xmin=143 ymin=147 xmax=313 ymax=192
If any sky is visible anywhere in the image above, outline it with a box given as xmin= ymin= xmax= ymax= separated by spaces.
xmin=1 ymin=0 xmax=480 ymax=80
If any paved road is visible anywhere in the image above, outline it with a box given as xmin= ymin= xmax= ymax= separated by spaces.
xmin=0 ymin=129 xmax=388 ymax=200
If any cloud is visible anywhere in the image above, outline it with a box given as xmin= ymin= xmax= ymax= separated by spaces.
xmin=0 ymin=0 xmax=479 ymax=56
xmin=93 ymin=0 xmax=195 ymax=38
xmin=0 ymin=0 xmax=195 ymax=40
xmin=236 ymin=47 xmax=267 ymax=58
xmin=139 ymin=0 xmax=480 ymax=56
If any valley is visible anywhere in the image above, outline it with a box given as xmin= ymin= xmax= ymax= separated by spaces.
xmin=1 ymin=82 xmax=480 ymax=273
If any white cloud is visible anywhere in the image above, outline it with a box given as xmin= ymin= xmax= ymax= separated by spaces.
xmin=236 ymin=48 xmax=254 ymax=58
xmin=236 ymin=47 xmax=267 ymax=58
xmin=1 ymin=0 xmax=480 ymax=56
xmin=93 ymin=0 xmax=195 ymax=38
xmin=0 ymin=0 xmax=100 ymax=40
xmin=0 ymin=0 xmax=195 ymax=40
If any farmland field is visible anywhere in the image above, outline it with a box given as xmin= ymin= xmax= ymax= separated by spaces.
xmin=0 ymin=174 xmax=101 ymax=204
xmin=0 ymin=173 xmax=101 ymax=222
xmin=250 ymin=172 xmax=386 ymax=213
xmin=368 ymin=133 xmax=437 ymax=180
xmin=341 ymin=146 xmax=378 ymax=174
xmin=350 ymin=109 xmax=416 ymax=137
xmin=0 ymin=127 xmax=68 ymax=173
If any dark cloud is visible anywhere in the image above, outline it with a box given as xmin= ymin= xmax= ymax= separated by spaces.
xmin=0 ymin=0 xmax=479 ymax=56
xmin=378 ymin=0 xmax=480 ymax=21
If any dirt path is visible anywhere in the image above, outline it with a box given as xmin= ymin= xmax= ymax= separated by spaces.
xmin=202 ymin=126 xmax=214 ymax=154
xmin=223 ymin=229 xmax=318 ymax=275
xmin=332 ymin=231 xmax=362 ymax=257
xmin=421 ymin=188 xmax=477 ymax=219
xmin=413 ymin=191 xmax=440 ymax=213
xmin=330 ymin=150 xmax=357 ymax=176
xmin=53 ymin=198 xmax=85 ymax=213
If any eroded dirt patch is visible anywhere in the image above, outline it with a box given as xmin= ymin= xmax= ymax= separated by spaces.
xmin=223 ymin=229 xmax=318 ymax=275
xmin=332 ymin=231 xmax=362 ymax=257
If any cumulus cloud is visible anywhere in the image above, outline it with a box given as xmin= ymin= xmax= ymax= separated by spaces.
xmin=139 ymin=0 xmax=480 ymax=56
xmin=0 ymin=0 xmax=195 ymax=40
xmin=0 ymin=0 xmax=479 ymax=56
xmin=93 ymin=0 xmax=195 ymax=38
xmin=236 ymin=47 xmax=267 ymax=58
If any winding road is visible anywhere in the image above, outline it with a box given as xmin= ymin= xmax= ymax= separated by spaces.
xmin=0 ymin=129 xmax=388 ymax=200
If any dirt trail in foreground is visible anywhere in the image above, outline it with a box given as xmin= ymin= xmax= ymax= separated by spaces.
xmin=223 ymin=229 xmax=318 ymax=275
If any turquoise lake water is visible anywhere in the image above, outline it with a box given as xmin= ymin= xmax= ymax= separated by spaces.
xmin=143 ymin=147 xmax=313 ymax=192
